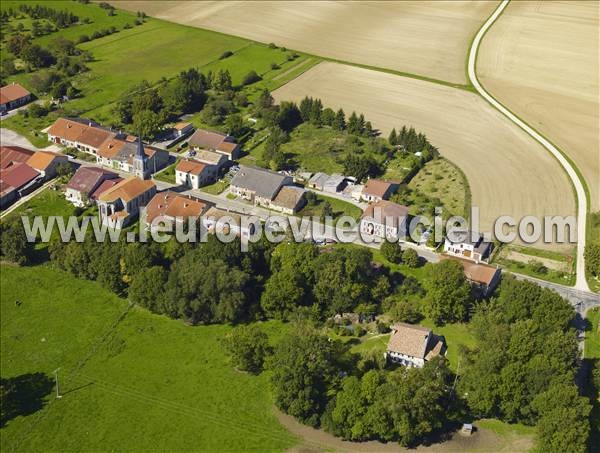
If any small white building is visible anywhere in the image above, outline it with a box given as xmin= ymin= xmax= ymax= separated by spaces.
xmin=175 ymin=158 xmax=218 ymax=189
xmin=444 ymin=229 xmax=493 ymax=263
xmin=385 ymin=323 xmax=446 ymax=368
xmin=202 ymin=206 xmax=255 ymax=238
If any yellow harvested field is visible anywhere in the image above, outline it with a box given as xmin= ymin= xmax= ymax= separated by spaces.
xmin=112 ymin=0 xmax=496 ymax=85
xmin=478 ymin=0 xmax=600 ymax=210
xmin=274 ymin=62 xmax=575 ymax=250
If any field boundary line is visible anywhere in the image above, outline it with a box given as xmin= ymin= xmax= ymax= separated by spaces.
xmin=468 ymin=0 xmax=590 ymax=292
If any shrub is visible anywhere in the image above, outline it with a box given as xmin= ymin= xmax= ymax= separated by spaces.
xmin=402 ymin=248 xmax=420 ymax=268
xmin=219 ymin=50 xmax=233 ymax=59
xmin=270 ymin=62 xmax=280 ymax=70
xmin=380 ymin=239 xmax=402 ymax=264
xmin=268 ymin=42 xmax=277 ymax=49
xmin=28 ymin=103 xmax=47 ymax=118
xmin=242 ymin=70 xmax=261 ymax=86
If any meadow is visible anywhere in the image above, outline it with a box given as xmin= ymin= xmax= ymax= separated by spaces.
xmin=0 ymin=265 xmax=297 ymax=453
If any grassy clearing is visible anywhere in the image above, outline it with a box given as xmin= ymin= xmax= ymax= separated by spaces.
xmin=5 ymin=188 xmax=75 ymax=221
xmin=585 ymin=308 xmax=600 ymax=359
xmin=200 ymin=179 xmax=230 ymax=195
xmin=0 ymin=113 xmax=53 ymax=148
xmin=297 ymin=193 xmax=362 ymax=221
xmin=0 ymin=265 xmax=297 ymax=452
xmin=408 ymin=158 xmax=470 ymax=219
xmin=477 ymin=419 xmax=535 ymax=437
xmin=493 ymin=244 xmax=576 ymax=287
xmin=153 ymin=160 xmax=178 ymax=185
xmin=419 ymin=319 xmax=476 ymax=372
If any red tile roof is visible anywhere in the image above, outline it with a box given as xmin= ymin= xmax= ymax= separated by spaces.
xmin=176 ymin=158 xmax=206 ymax=176
xmin=363 ymin=179 xmax=394 ymax=199
xmin=145 ymin=191 xmax=207 ymax=224
xmin=0 ymin=83 xmax=30 ymax=104
xmin=0 ymin=146 xmax=35 ymax=170
xmin=0 ymin=162 xmax=40 ymax=189
xmin=26 ymin=151 xmax=67 ymax=172
xmin=89 ymin=177 xmax=123 ymax=201
xmin=66 ymin=166 xmax=119 ymax=194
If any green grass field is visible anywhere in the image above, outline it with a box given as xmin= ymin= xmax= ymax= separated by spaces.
xmin=0 ymin=265 xmax=297 ymax=452
xmin=585 ymin=308 xmax=600 ymax=359
xmin=298 ymin=193 xmax=362 ymax=221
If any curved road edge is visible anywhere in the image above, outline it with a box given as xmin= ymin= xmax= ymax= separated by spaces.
xmin=468 ymin=0 xmax=590 ymax=292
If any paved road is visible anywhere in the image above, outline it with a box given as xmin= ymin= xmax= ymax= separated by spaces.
xmin=468 ymin=0 xmax=590 ymax=292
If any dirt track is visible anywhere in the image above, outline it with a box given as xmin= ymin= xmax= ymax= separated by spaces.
xmin=112 ymin=0 xmax=495 ymax=85
xmin=273 ymin=62 xmax=575 ymax=251
xmin=477 ymin=0 xmax=599 ymax=210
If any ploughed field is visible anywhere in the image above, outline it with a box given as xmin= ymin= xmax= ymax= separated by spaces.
xmin=274 ymin=62 xmax=576 ymax=251
xmin=111 ymin=0 xmax=496 ymax=85
xmin=477 ymin=0 xmax=600 ymax=210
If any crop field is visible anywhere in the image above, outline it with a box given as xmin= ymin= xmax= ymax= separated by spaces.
xmin=274 ymin=62 xmax=575 ymax=250
xmin=0 ymin=265 xmax=296 ymax=453
xmin=112 ymin=0 xmax=496 ymax=85
xmin=477 ymin=0 xmax=599 ymax=210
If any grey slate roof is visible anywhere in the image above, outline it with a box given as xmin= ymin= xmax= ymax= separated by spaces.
xmin=231 ymin=165 xmax=290 ymax=200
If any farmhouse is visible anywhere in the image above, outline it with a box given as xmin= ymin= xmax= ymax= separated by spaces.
xmin=271 ymin=186 xmax=307 ymax=214
xmin=0 ymin=82 xmax=32 ymax=112
xmin=385 ymin=323 xmax=446 ymax=368
xmin=188 ymin=128 xmax=240 ymax=160
xmin=175 ymin=158 xmax=218 ymax=189
xmin=448 ymin=257 xmax=501 ymax=297
xmin=202 ymin=206 xmax=255 ymax=238
xmin=97 ymin=177 xmax=156 ymax=228
xmin=194 ymin=149 xmax=228 ymax=170
xmin=444 ymin=230 xmax=492 ymax=263
xmin=361 ymin=179 xmax=396 ymax=202
xmin=47 ymin=118 xmax=116 ymax=154
xmin=144 ymin=191 xmax=208 ymax=231
xmin=360 ymin=200 xmax=409 ymax=239
xmin=26 ymin=151 xmax=69 ymax=179
xmin=230 ymin=165 xmax=292 ymax=208
xmin=308 ymin=172 xmax=329 ymax=190
xmin=65 ymin=166 xmax=120 ymax=207
xmin=97 ymin=137 xmax=168 ymax=178
xmin=323 ymin=174 xmax=346 ymax=193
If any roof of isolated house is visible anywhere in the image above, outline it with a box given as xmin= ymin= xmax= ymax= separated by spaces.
xmin=446 ymin=229 xmax=491 ymax=254
xmin=272 ymin=186 xmax=305 ymax=210
xmin=66 ymin=166 xmax=119 ymax=194
xmin=195 ymin=149 xmax=226 ymax=166
xmin=363 ymin=179 xmax=394 ymax=198
xmin=89 ymin=177 xmax=123 ymax=201
xmin=0 ymin=162 xmax=40 ymax=189
xmin=176 ymin=158 xmax=206 ymax=176
xmin=362 ymin=200 xmax=409 ymax=220
xmin=445 ymin=256 xmax=500 ymax=287
xmin=47 ymin=118 xmax=115 ymax=148
xmin=0 ymin=82 xmax=30 ymax=104
xmin=387 ymin=323 xmax=445 ymax=360
xmin=145 ymin=191 xmax=207 ymax=224
xmin=98 ymin=177 xmax=155 ymax=203
xmin=26 ymin=151 xmax=66 ymax=172
xmin=231 ymin=165 xmax=289 ymax=200
xmin=0 ymin=146 xmax=36 ymax=170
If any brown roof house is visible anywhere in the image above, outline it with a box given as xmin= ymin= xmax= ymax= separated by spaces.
xmin=65 ymin=166 xmax=120 ymax=207
xmin=360 ymin=200 xmax=409 ymax=240
xmin=361 ymin=179 xmax=397 ymax=202
xmin=47 ymin=118 xmax=115 ymax=154
xmin=385 ymin=323 xmax=446 ymax=368
xmin=144 ymin=191 xmax=209 ymax=232
xmin=97 ymin=177 xmax=156 ymax=228
xmin=0 ymin=82 xmax=32 ymax=112
xmin=230 ymin=165 xmax=292 ymax=208
xmin=446 ymin=256 xmax=501 ymax=297
xmin=26 ymin=151 xmax=69 ymax=179
xmin=271 ymin=186 xmax=307 ymax=214
xmin=202 ymin=206 xmax=256 ymax=238
xmin=175 ymin=158 xmax=219 ymax=189
xmin=0 ymin=162 xmax=41 ymax=208
xmin=188 ymin=128 xmax=240 ymax=160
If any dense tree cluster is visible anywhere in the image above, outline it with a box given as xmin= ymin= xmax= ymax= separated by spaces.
xmin=15 ymin=4 xmax=79 ymax=28
xmin=0 ymin=220 xmax=35 ymax=265
xmin=459 ymin=277 xmax=590 ymax=451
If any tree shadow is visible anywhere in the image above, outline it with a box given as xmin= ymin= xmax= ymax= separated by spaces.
xmin=1 ymin=372 xmax=54 ymax=427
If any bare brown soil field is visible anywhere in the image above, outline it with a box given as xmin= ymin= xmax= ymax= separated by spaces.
xmin=111 ymin=0 xmax=496 ymax=85
xmin=478 ymin=0 xmax=600 ymax=210
xmin=274 ymin=62 xmax=575 ymax=250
